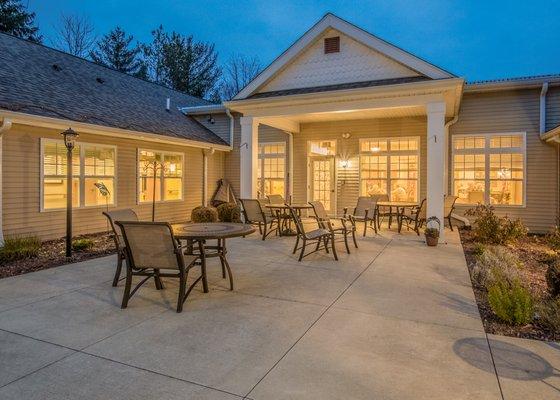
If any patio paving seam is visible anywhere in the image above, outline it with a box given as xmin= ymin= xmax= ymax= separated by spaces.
xmin=243 ymin=238 xmax=394 ymax=399
xmin=485 ymin=332 xmax=506 ymax=400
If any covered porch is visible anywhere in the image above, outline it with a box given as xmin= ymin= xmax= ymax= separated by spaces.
xmin=225 ymin=78 xmax=464 ymax=234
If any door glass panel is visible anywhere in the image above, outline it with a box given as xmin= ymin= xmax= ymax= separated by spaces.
xmin=312 ymin=159 xmax=333 ymax=211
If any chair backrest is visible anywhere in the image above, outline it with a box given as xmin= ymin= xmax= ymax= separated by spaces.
xmin=288 ymin=206 xmax=306 ymax=236
xmin=267 ymin=194 xmax=285 ymax=205
xmin=355 ymin=196 xmax=377 ymax=217
xmin=240 ymin=199 xmax=265 ymax=223
xmin=371 ymin=194 xmax=389 ymax=202
xmin=116 ymin=221 xmax=181 ymax=271
xmin=417 ymin=199 xmax=427 ymax=219
xmin=309 ymin=201 xmax=329 ymax=221
xmin=103 ymin=209 xmax=139 ymax=249
xmin=444 ymin=195 xmax=458 ymax=216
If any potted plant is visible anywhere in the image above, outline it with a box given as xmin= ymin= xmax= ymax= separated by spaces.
xmin=424 ymin=216 xmax=441 ymax=246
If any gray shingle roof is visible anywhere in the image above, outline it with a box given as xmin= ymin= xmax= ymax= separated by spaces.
xmin=247 ymin=76 xmax=431 ymax=99
xmin=0 ymin=33 xmax=226 ymax=146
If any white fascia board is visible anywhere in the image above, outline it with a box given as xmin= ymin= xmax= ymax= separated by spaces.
xmin=234 ymin=13 xmax=454 ymax=100
xmin=181 ymin=104 xmax=226 ymax=115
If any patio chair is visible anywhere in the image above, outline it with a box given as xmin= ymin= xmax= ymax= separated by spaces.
xmin=399 ymin=199 xmax=426 ymax=235
xmin=309 ymin=201 xmax=357 ymax=254
xmin=102 ymin=208 xmax=138 ymax=287
xmin=444 ymin=195 xmax=458 ymax=231
xmin=267 ymin=194 xmax=292 ymax=231
xmin=289 ymin=206 xmax=337 ymax=262
xmin=344 ymin=196 xmax=378 ymax=236
xmin=267 ymin=194 xmax=285 ymax=204
xmin=239 ymin=198 xmax=280 ymax=240
xmin=372 ymin=194 xmax=393 ymax=229
xmin=115 ymin=221 xmax=202 ymax=313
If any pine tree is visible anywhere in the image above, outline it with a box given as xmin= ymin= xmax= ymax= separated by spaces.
xmin=90 ymin=26 xmax=142 ymax=74
xmin=0 ymin=0 xmax=41 ymax=42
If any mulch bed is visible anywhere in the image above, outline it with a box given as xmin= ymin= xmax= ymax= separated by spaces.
xmin=460 ymin=228 xmax=560 ymax=342
xmin=0 ymin=232 xmax=116 ymax=279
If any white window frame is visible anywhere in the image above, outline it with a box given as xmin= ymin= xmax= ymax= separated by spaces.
xmin=40 ymin=138 xmax=118 ymax=212
xmin=257 ymin=141 xmax=287 ymax=198
xmin=137 ymin=149 xmax=185 ymax=204
xmin=358 ymin=136 xmax=421 ymax=202
xmin=451 ymin=132 xmax=526 ymax=207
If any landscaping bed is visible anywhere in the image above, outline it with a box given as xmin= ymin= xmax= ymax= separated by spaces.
xmin=459 ymin=205 xmax=560 ymax=342
xmin=0 ymin=232 xmax=115 ymax=279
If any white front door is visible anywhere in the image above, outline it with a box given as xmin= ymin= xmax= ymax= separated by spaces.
xmin=310 ymin=157 xmax=335 ymax=213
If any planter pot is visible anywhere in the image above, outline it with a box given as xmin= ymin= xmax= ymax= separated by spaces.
xmin=425 ymin=235 xmax=439 ymax=246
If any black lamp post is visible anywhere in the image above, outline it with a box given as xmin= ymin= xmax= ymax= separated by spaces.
xmin=61 ymin=127 xmax=79 ymax=257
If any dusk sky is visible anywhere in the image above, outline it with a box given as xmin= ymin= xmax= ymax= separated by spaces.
xmin=29 ymin=0 xmax=560 ymax=82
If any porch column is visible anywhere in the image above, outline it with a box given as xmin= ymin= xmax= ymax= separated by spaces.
xmin=426 ymin=102 xmax=446 ymax=236
xmin=240 ymin=116 xmax=259 ymax=198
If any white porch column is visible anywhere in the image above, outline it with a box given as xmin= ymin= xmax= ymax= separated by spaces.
xmin=239 ymin=116 xmax=259 ymax=198
xmin=426 ymin=102 xmax=446 ymax=236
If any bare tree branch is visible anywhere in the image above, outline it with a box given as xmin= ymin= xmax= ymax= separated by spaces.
xmin=219 ymin=54 xmax=262 ymax=100
xmin=51 ymin=13 xmax=96 ymax=57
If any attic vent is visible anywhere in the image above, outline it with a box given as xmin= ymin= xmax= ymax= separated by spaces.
xmin=96 ymin=77 xmax=105 ymax=84
xmin=52 ymin=64 xmax=62 ymax=71
xmin=324 ymin=36 xmax=340 ymax=54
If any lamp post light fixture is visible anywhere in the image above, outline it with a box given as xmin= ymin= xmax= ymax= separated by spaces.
xmin=61 ymin=127 xmax=79 ymax=257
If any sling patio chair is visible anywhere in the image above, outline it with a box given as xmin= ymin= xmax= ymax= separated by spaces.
xmin=267 ymin=194 xmax=292 ymax=231
xmin=239 ymin=198 xmax=280 ymax=240
xmin=289 ymin=206 xmax=337 ymax=262
xmin=267 ymin=194 xmax=285 ymax=204
xmin=372 ymin=194 xmax=394 ymax=229
xmin=343 ymin=196 xmax=378 ymax=236
xmin=444 ymin=195 xmax=459 ymax=231
xmin=103 ymin=208 xmax=138 ymax=287
xmin=309 ymin=200 xmax=357 ymax=254
xmin=399 ymin=199 xmax=426 ymax=235
xmin=115 ymin=221 xmax=202 ymax=313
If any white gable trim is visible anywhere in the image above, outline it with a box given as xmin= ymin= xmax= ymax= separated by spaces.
xmin=234 ymin=13 xmax=454 ymax=100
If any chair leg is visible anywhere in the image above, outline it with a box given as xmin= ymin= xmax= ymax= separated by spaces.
xmin=121 ymin=267 xmax=133 ymax=309
xmin=112 ymin=253 xmax=123 ymax=287
xmin=351 ymin=229 xmax=358 ymax=248
xmin=177 ymin=272 xmax=186 ymax=313
xmin=154 ymin=270 xmax=164 ymax=290
xmin=344 ymin=232 xmax=350 ymax=254
xmin=323 ymin=237 xmax=330 ymax=253
xmin=298 ymin=239 xmax=306 ymax=262
xmin=448 ymin=216 xmax=454 ymax=231
xmin=262 ymin=222 xmax=267 ymax=241
xmin=373 ymin=214 xmax=378 ymax=234
xmin=258 ymin=222 xmax=262 ymax=235
xmin=331 ymin=234 xmax=338 ymax=261
xmin=363 ymin=220 xmax=367 ymax=237
xmin=293 ymin=235 xmax=300 ymax=254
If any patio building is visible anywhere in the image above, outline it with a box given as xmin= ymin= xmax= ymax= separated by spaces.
xmin=1 ymin=13 xmax=560 ymax=241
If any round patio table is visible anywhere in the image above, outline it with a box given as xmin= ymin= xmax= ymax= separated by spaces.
xmin=376 ymin=201 xmax=418 ymax=233
xmin=265 ymin=204 xmax=312 ymax=236
xmin=172 ymin=223 xmax=255 ymax=293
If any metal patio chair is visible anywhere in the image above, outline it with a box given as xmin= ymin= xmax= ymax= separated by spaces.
xmin=102 ymin=208 xmax=138 ymax=287
xmin=400 ymin=199 xmax=426 ymax=235
xmin=289 ymin=206 xmax=337 ymax=262
xmin=267 ymin=194 xmax=285 ymax=204
xmin=116 ymin=221 xmax=202 ymax=313
xmin=444 ymin=195 xmax=459 ymax=231
xmin=309 ymin=200 xmax=357 ymax=254
xmin=239 ymin=198 xmax=280 ymax=240
xmin=344 ymin=196 xmax=378 ymax=236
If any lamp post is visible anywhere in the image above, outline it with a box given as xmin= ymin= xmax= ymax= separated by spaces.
xmin=61 ymin=128 xmax=79 ymax=257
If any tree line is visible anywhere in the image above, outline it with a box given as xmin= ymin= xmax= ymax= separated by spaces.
xmin=0 ymin=0 xmax=261 ymax=101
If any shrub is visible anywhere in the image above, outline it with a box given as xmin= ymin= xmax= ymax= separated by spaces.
xmin=539 ymin=249 xmax=558 ymax=266
xmin=546 ymin=260 xmax=560 ymax=297
xmin=546 ymin=226 xmax=560 ymax=251
xmin=217 ymin=203 xmax=241 ymax=223
xmin=0 ymin=236 xmax=41 ymax=263
xmin=72 ymin=238 xmax=94 ymax=251
xmin=488 ymin=279 xmax=534 ymax=325
xmin=472 ymin=243 xmax=486 ymax=256
xmin=465 ymin=204 xmax=527 ymax=244
xmin=471 ymin=246 xmax=520 ymax=287
xmin=191 ymin=206 xmax=218 ymax=223
xmin=536 ymin=297 xmax=560 ymax=332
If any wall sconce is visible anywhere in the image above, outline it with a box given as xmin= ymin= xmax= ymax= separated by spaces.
xmin=339 ymin=159 xmax=351 ymax=169
xmin=206 ymin=115 xmax=215 ymax=124
xmin=342 ymin=132 xmax=351 ymax=139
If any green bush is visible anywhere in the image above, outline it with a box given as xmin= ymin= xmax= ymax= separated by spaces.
xmin=488 ymin=279 xmax=534 ymax=325
xmin=72 ymin=238 xmax=94 ymax=251
xmin=191 ymin=206 xmax=218 ymax=223
xmin=471 ymin=246 xmax=520 ymax=287
xmin=472 ymin=243 xmax=486 ymax=256
xmin=546 ymin=226 xmax=560 ymax=251
xmin=0 ymin=236 xmax=41 ymax=262
xmin=536 ymin=297 xmax=560 ymax=332
xmin=465 ymin=204 xmax=527 ymax=244
xmin=217 ymin=202 xmax=241 ymax=223
xmin=546 ymin=260 xmax=560 ymax=297
xmin=539 ymin=249 xmax=558 ymax=266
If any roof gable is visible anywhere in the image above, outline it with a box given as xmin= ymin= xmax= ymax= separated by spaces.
xmin=235 ymin=13 xmax=454 ymax=99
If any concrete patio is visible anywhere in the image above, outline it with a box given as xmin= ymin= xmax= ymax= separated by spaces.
xmin=0 ymin=229 xmax=558 ymax=399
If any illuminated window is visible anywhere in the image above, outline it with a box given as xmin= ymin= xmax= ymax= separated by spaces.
xmin=258 ymin=142 xmax=285 ymax=197
xmin=359 ymin=137 xmax=419 ymax=202
xmin=308 ymin=140 xmax=336 ymax=156
xmin=452 ymin=134 xmax=525 ymax=206
xmin=42 ymin=139 xmax=115 ymax=210
xmin=138 ymin=150 xmax=183 ymax=203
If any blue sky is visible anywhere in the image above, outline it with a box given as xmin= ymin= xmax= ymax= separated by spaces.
xmin=29 ymin=0 xmax=560 ymax=82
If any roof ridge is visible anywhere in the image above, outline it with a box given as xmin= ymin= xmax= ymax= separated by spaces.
xmin=0 ymin=31 xmax=213 ymax=105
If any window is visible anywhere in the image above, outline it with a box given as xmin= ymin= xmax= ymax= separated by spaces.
xmin=138 ymin=150 xmax=183 ymax=203
xmin=258 ymin=143 xmax=286 ymax=197
xmin=359 ymin=137 xmax=419 ymax=202
xmin=42 ymin=139 xmax=116 ymax=210
xmin=309 ymin=140 xmax=336 ymax=156
xmin=452 ymin=133 xmax=525 ymax=206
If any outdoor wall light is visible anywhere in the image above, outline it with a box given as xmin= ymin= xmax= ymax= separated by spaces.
xmin=206 ymin=115 xmax=215 ymax=124
xmin=340 ymin=159 xmax=351 ymax=169
xmin=60 ymin=127 xmax=79 ymax=258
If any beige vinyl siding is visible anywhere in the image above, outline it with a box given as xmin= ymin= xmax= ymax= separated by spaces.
xmin=546 ymin=86 xmax=560 ymax=131
xmin=2 ymin=124 xmax=225 ymax=240
xmin=293 ymin=117 xmax=427 ymax=216
xmin=451 ymin=89 xmax=558 ymax=232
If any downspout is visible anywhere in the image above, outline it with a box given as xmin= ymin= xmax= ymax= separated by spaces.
xmin=540 ymin=82 xmax=549 ymax=135
xmin=202 ymin=147 xmax=215 ymax=206
xmin=225 ymin=109 xmax=234 ymax=150
xmin=0 ymin=118 xmax=12 ymax=245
